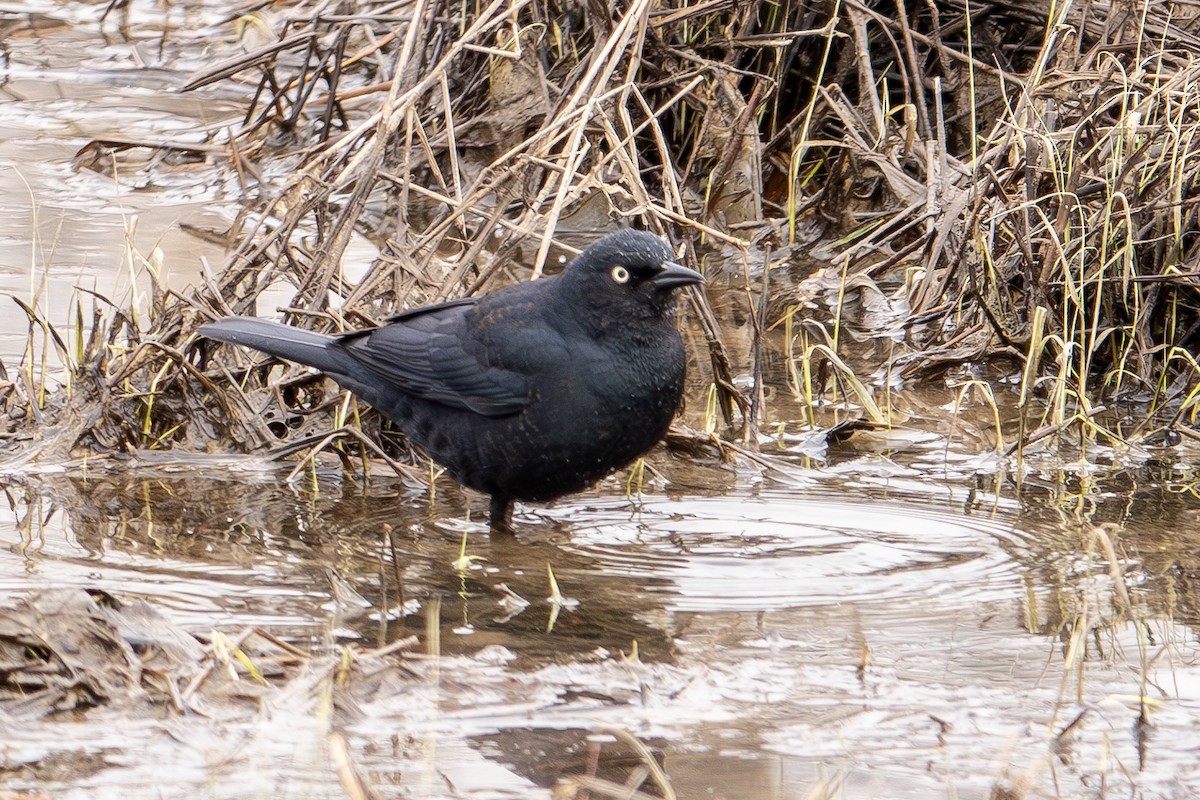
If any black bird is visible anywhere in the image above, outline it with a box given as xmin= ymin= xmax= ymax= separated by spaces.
xmin=200 ymin=229 xmax=704 ymax=531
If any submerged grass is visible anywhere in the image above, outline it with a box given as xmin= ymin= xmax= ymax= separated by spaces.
xmin=3 ymin=8 xmax=1197 ymax=797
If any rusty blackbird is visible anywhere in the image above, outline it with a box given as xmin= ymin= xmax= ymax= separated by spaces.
xmin=199 ymin=229 xmax=704 ymax=531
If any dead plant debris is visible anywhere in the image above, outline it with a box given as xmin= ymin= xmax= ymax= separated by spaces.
xmin=7 ymin=0 xmax=1200 ymax=473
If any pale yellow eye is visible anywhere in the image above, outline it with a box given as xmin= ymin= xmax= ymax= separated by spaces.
xmin=611 ymin=265 xmax=630 ymax=284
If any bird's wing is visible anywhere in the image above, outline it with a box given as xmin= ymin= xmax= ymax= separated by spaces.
xmin=333 ymin=297 xmax=533 ymax=417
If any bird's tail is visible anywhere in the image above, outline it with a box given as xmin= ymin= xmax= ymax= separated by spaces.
xmin=199 ymin=317 xmax=348 ymax=374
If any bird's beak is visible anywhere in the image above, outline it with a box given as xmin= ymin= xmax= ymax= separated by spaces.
xmin=651 ymin=261 xmax=705 ymax=289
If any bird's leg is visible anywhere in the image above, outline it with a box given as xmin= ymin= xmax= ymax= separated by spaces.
xmin=489 ymin=496 xmax=515 ymax=535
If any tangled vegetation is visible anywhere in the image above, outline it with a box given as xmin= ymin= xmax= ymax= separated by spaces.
xmin=7 ymin=0 xmax=1200 ymax=470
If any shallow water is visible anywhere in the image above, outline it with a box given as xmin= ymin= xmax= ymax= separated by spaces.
xmin=4 ymin=450 xmax=1199 ymax=799
xmin=0 ymin=3 xmax=243 ymax=361
xmin=2 ymin=5 xmax=1199 ymax=800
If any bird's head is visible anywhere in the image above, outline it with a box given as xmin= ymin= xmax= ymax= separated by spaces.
xmin=560 ymin=229 xmax=704 ymax=321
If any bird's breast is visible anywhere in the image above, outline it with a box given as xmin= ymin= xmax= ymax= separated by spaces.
xmin=531 ymin=328 xmax=684 ymax=447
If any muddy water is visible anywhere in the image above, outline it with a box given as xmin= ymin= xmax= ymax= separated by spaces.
xmin=5 ymin=455 xmax=1199 ymax=799
xmin=0 ymin=3 xmax=244 ymax=364
xmin=2 ymin=5 xmax=1200 ymax=800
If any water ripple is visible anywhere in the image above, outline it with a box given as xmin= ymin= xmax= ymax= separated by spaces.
xmin=551 ymin=489 xmax=1025 ymax=612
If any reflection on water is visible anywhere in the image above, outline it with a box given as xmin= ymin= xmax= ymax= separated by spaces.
xmin=2 ymin=453 xmax=1198 ymax=799
xmin=0 ymin=4 xmax=240 ymax=366
xmin=551 ymin=493 xmax=1023 ymax=611
xmin=1 ymin=4 xmax=1198 ymax=800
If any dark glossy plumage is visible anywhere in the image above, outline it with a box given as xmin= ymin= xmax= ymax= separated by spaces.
xmin=200 ymin=229 xmax=703 ymax=531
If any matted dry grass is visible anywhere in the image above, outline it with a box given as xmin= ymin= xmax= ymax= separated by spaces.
xmin=7 ymin=0 xmax=1200 ymax=468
